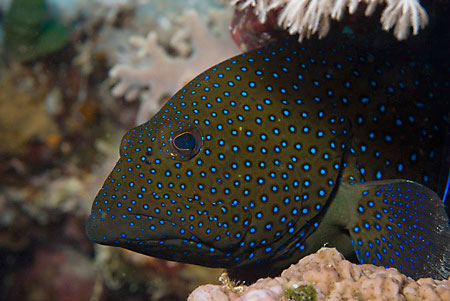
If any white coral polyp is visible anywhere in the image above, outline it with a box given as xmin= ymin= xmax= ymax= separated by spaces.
xmin=278 ymin=0 xmax=331 ymax=39
xmin=231 ymin=0 xmax=429 ymax=40
xmin=381 ymin=0 xmax=429 ymax=40
xmin=231 ymin=0 xmax=273 ymax=23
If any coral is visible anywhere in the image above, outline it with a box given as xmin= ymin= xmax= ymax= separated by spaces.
xmin=108 ymin=9 xmax=241 ymax=124
xmin=0 ymin=73 xmax=58 ymax=156
xmin=188 ymin=248 xmax=450 ymax=300
xmin=1 ymin=2 xmax=228 ymax=300
xmin=230 ymin=3 xmax=287 ymax=51
xmin=230 ymin=0 xmax=429 ymax=41
xmin=5 ymin=244 xmax=97 ymax=301
xmin=3 ymin=0 xmax=69 ymax=62
xmin=93 ymin=245 xmax=223 ymax=300
xmin=70 ymin=0 xmax=140 ymax=74
xmin=285 ymin=285 xmax=317 ymax=301
xmin=70 ymin=1 xmax=241 ymax=124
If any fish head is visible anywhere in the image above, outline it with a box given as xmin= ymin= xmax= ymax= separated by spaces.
xmin=86 ymin=99 xmax=285 ymax=267
xmin=87 ymin=48 xmax=348 ymax=268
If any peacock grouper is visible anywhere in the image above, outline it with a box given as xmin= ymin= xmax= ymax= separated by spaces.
xmin=86 ymin=35 xmax=450 ymax=282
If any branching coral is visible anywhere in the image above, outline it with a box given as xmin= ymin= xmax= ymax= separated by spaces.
xmin=108 ymin=9 xmax=241 ymax=124
xmin=230 ymin=0 xmax=429 ymax=41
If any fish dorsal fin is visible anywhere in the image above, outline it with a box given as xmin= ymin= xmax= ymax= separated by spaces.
xmin=346 ymin=180 xmax=450 ymax=280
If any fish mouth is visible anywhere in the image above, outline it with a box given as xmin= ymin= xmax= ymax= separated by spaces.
xmin=86 ymin=187 xmax=247 ymax=267
xmin=86 ymin=211 xmax=223 ymax=258
xmin=87 ymin=211 xmax=196 ymax=242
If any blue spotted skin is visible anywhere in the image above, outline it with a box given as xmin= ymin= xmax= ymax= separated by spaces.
xmin=87 ymin=36 xmax=450 ymax=281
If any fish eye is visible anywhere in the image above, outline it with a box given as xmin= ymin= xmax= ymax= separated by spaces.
xmin=168 ymin=128 xmax=202 ymax=161
xmin=173 ymin=132 xmax=196 ymax=150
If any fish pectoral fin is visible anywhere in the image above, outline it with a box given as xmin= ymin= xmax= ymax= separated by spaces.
xmin=347 ymin=179 xmax=450 ymax=280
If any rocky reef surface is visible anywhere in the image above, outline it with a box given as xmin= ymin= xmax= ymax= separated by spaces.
xmin=189 ymin=248 xmax=450 ymax=301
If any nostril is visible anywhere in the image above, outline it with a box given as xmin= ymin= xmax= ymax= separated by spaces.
xmin=145 ymin=150 xmax=152 ymax=164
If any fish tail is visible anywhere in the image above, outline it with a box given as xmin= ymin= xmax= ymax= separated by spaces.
xmin=348 ymin=180 xmax=450 ymax=280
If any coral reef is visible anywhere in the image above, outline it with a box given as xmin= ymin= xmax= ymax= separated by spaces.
xmin=230 ymin=0 xmax=429 ymax=41
xmin=0 ymin=1 xmax=231 ymax=300
xmin=6 ymin=244 xmax=97 ymax=301
xmin=285 ymin=285 xmax=317 ymax=301
xmin=108 ymin=8 xmax=241 ymax=124
xmin=0 ymin=73 xmax=59 ymax=157
xmin=188 ymin=248 xmax=450 ymax=300
xmin=93 ymin=246 xmax=222 ymax=300
xmin=1 ymin=0 xmax=446 ymax=300
xmin=3 ymin=0 xmax=69 ymax=62
xmin=230 ymin=3 xmax=287 ymax=51
xmin=68 ymin=0 xmax=241 ymax=124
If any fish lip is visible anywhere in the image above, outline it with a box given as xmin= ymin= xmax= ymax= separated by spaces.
xmin=86 ymin=211 xmax=220 ymax=251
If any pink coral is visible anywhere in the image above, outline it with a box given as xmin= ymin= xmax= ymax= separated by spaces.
xmin=188 ymin=247 xmax=450 ymax=300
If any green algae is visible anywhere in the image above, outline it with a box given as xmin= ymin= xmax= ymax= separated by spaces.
xmin=285 ymin=285 xmax=317 ymax=301
xmin=3 ymin=0 xmax=69 ymax=62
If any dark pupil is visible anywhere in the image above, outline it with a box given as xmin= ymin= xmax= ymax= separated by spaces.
xmin=174 ymin=133 xmax=196 ymax=150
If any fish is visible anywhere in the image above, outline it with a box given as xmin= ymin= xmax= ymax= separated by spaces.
xmin=86 ymin=34 xmax=450 ymax=282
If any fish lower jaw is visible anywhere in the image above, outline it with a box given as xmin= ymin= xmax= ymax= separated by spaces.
xmin=86 ymin=211 xmax=190 ymax=241
xmin=86 ymin=211 xmax=252 ymax=267
xmin=86 ymin=211 xmax=223 ymax=251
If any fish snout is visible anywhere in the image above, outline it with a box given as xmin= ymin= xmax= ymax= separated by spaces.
xmin=85 ymin=209 xmax=240 ymax=268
